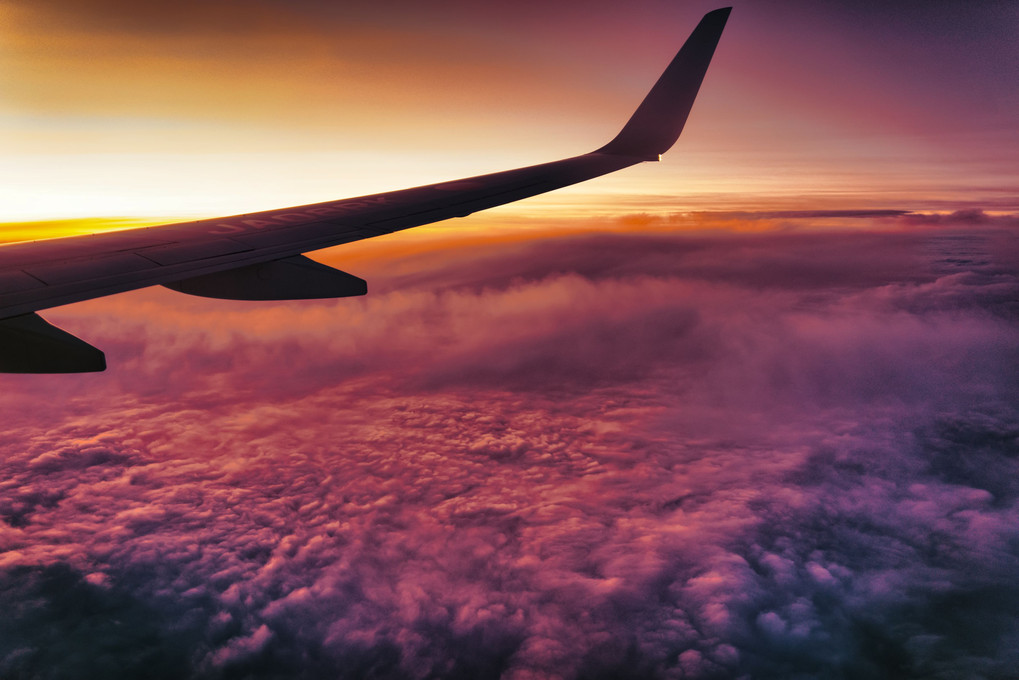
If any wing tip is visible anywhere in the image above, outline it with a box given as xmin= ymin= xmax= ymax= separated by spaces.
xmin=594 ymin=6 xmax=731 ymax=160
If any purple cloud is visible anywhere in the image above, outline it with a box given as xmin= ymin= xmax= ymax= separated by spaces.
xmin=1 ymin=215 xmax=1018 ymax=678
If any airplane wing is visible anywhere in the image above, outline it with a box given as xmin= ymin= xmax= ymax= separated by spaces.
xmin=0 ymin=7 xmax=730 ymax=372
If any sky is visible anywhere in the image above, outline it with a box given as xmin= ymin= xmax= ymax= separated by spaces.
xmin=1 ymin=0 xmax=1017 ymax=223
xmin=1 ymin=2 xmax=1019 ymax=679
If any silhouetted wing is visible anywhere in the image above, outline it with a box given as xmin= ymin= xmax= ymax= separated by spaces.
xmin=0 ymin=7 xmax=730 ymax=372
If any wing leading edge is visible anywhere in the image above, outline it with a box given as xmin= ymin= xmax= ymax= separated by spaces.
xmin=0 ymin=8 xmax=730 ymax=372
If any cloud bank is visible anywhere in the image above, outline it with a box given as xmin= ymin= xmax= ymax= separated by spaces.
xmin=1 ymin=212 xmax=1018 ymax=678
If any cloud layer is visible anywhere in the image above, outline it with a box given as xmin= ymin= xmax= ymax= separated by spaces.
xmin=1 ymin=212 xmax=1018 ymax=678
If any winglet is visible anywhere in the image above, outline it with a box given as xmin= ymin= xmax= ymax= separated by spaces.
xmin=595 ymin=7 xmax=731 ymax=160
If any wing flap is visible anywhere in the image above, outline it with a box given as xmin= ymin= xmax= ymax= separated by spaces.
xmin=137 ymin=239 xmax=253 ymax=266
xmin=0 ymin=313 xmax=105 ymax=373
xmin=0 ymin=270 xmax=46 ymax=293
xmin=25 ymin=252 xmax=155 ymax=286
xmin=165 ymin=255 xmax=366 ymax=300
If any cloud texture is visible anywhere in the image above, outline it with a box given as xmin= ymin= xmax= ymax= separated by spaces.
xmin=1 ymin=212 xmax=1018 ymax=679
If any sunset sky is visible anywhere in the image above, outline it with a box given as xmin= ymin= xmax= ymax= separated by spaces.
xmin=1 ymin=2 xmax=1019 ymax=679
xmin=2 ymin=0 xmax=1016 ymax=225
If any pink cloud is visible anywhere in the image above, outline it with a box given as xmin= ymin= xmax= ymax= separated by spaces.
xmin=1 ymin=217 xmax=1018 ymax=678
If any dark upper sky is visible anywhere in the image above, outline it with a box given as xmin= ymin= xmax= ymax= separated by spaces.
xmin=1 ymin=0 xmax=1016 ymax=220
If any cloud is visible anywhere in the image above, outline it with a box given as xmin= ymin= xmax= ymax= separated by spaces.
xmin=1 ymin=217 xmax=1018 ymax=678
